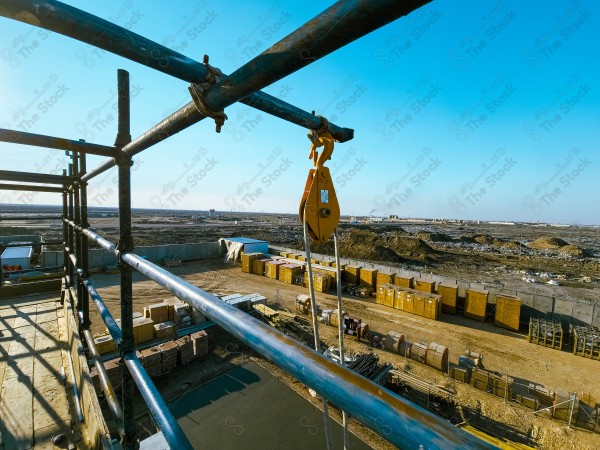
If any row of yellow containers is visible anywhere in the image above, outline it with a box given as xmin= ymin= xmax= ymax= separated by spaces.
xmin=242 ymin=251 xmax=335 ymax=292
xmin=376 ymin=284 xmax=442 ymax=320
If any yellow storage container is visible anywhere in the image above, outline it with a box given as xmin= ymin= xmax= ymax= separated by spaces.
xmin=394 ymin=289 xmax=406 ymax=310
xmin=376 ymin=270 xmax=395 ymax=288
xmin=465 ymin=288 xmax=489 ymax=321
xmin=495 ymin=294 xmax=521 ymax=331
xmin=279 ymin=264 xmax=303 ymax=284
xmin=242 ymin=252 xmax=263 ymax=273
xmin=266 ymin=260 xmax=285 ymax=279
xmin=360 ymin=268 xmax=378 ymax=289
xmin=404 ymin=292 xmax=415 ymax=314
xmin=376 ymin=285 xmax=386 ymax=304
xmin=394 ymin=276 xmax=414 ymax=289
xmin=414 ymin=277 xmax=434 ymax=293
xmin=437 ymin=283 xmax=458 ymax=314
xmin=343 ymin=265 xmax=361 ymax=284
xmin=384 ymin=285 xmax=395 ymax=308
xmin=413 ymin=294 xmax=425 ymax=317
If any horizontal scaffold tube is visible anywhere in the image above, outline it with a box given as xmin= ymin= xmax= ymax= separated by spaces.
xmin=0 ymin=128 xmax=115 ymax=156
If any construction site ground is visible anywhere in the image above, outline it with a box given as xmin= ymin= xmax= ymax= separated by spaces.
xmin=88 ymin=258 xmax=600 ymax=450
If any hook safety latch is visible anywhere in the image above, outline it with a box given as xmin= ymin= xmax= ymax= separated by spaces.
xmin=299 ymin=132 xmax=340 ymax=242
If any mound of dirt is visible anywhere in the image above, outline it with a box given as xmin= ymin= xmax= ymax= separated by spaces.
xmin=492 ymin=238 xmax=521 ymax=249
xmin=527 ymin=236 xmax=570 ymax=250
xmin=559 ymin=244 xmax=586 ymax=257
xmin=415 ymin=232 xmax=454 ymax=242
xmin=384 ymin=233 xmax=436 ymax=261
xmin=298 ymin=228 xmax=436 ymax=264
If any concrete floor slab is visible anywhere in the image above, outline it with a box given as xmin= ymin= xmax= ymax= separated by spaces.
xmin=171 ymin=361 xmax=372 ymax=450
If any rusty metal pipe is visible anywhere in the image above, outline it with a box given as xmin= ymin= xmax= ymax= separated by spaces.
xmin=0 ymin=183 xmax=63 ymax=193
xmin=204 ymin=0 xmax=432 ymax=112
xmin=0 ymin=169 xmax=74 ymax=185
xmin=0 ymin=128 xmax=115 ymax=156
xmin=0 ymin=0 xmax=353 ymax=142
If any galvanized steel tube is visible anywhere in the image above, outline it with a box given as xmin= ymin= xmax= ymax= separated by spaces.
xmin=82 ymin=329 xmax=124 ymax=435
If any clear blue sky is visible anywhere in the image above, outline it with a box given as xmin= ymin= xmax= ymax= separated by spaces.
xmin=1 ymin=0 xmax=598 ymax=224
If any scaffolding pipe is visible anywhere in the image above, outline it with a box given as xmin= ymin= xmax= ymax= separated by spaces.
xmin=81 ymin=102 xmax=201 ymax=182
xmin=0 ymin=128 xmax=115 ymax=156
xmin=203 ymin=0 xmax=432 ymax=112
xmin=0 ymin=169 xmax=75 ymax=185
xmin=123 ymin=353 xmax=194 ymax=450
xmin=76 ymin=0 xmax=431 ymax=182
xmin=0 ymin=0 xmax=353 ymax=142
xmin=0 ymin=184 xmax=63 ymax=193
xmin=82 ymin=329 xmax=124 ymax=435
xmin=82 ymin=278 xmax=122 ymax=344
xmin=79 ymin=151 xmax=91 ymax=328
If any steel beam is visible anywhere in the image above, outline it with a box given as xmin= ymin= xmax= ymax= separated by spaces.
xmin=0 ymin=0 xmax=353 ymax=142
xmin=0 ymin=128 xmax=115 ymax=156
xmin=0 ymin=169 xmax=75 ymax=185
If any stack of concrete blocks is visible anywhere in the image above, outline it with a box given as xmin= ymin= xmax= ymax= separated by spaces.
xmin=144 ymin=302 xmax=169 ymax=323
xmin=159 ymin=341 xmax=178 ymax=374
xmin=141 ymin=346 xmax=162 ymax=378
xmin=172 ymin=303 xmax=190 ymax=325
xmin=175 ymin=335 xmax=195 ymax=365
xmin=90 ymin=357 xmax=121 ymax=392
xmin=191 ymin=330 xmax=209 ymax=358
xmin=154 ymin=321 xmax=176 ymax=339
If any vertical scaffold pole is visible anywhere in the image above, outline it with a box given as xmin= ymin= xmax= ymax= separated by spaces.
xmin=67 ymin=162 xmax=74 ymax=288
xmin=115 ymin=68 xmax=136 ymax=449
xmin=73 ymin=151 xmax=83 ymax=326
xmin=79 ymin=148 xmax=91 ymax=329
xmin=61 ymin=169 xmax=69 ymax=292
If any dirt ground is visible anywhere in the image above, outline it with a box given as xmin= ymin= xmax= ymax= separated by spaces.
xmin=89 ymin=259 xmax=600 ymax=449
